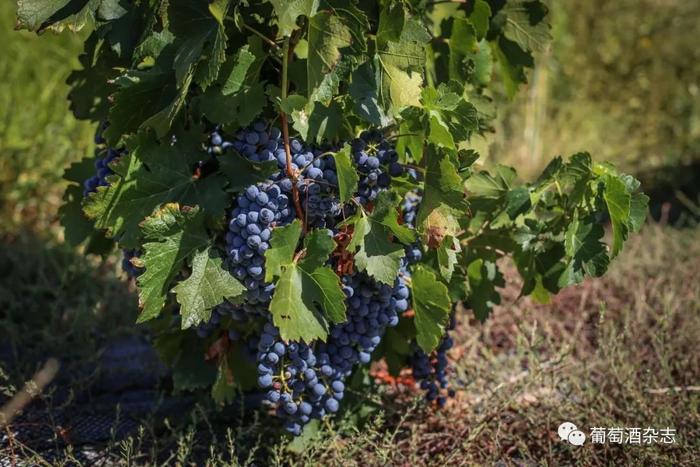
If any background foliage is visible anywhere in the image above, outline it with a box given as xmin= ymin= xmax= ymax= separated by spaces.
xmin=489 ymin=0 xmax=700 ymax=183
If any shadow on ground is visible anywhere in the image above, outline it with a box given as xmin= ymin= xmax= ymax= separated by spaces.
xmin=0 ymin=233 xmax=175 ymax=463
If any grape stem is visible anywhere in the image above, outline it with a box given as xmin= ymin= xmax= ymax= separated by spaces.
xmin=293 ymin=249 xmax=306 ymax=263
xmin=280 ymin=36 xmax=306 ymax=232
xmin=241 ymin=23 xmax=279 ymax=50
xmin=399 ymin=163 xmax=425 ymax=173
xmin=226 ymin=16 xmax=282 ymax=65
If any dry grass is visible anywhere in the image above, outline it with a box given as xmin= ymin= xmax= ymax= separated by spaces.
xmin=293 ymin=224 xmax=700 ymax=466
xmin=1 ymin=227 xmax=698 ymax=466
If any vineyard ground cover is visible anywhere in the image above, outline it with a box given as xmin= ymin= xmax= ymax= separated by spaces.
xmin=1 ymin=224 xmax=698 ymax=465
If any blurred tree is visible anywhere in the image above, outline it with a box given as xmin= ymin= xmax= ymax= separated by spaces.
xmin=488 ymin=0 xmax=700 ymax=182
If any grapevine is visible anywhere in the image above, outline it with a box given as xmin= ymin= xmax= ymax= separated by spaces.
xmin=18 ymin=0 xmax=648 ymax=437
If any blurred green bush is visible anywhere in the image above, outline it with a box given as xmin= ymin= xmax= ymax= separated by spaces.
xmin=487 ymin=0 xmax=700 ymax=183
xmin=0 ymin=1 xmax=93 ymax=233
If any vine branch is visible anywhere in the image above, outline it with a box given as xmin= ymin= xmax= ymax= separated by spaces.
xmin=240 ymin=22 xmax=279 ymax=50
xmin=280 ymin=37 xmax=306 ymax=232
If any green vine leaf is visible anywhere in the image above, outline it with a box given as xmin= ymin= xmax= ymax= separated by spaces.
xmin=602 ymin=174 xmax=632 ymax=258
xmin=269 ymin=0 xmax=319 ymax=37
xmin=333 ymin=144 xmax=359 ymax=203
xmin=417 ymin=147 xmax=467 ymax=228
xmin=83 ymin=131 xmax=228 ymax=248
xmin=67 ymin=33 xmax=123 ymax=121
xmin=306 ymin=0 xmax=368 ymax=104
xmin=500 ymin=1 xmax=551 ymax=53
xmin=347 ymin=191 xmax=414 ymax=284
xmin=349 ymin=62 xmax=391 ymax=126
xmin=174 ymin=246 xmax=246 ymax=329
xmin=436 ymin=235 xmax=460 ymax=283
xmin=16 ymin=0 xmax=124 ymax=33
xmin=504 ymin=186 xmax=532 ymax=219
xmin=376 ymin=1 xmax=404 ymax=44
xmin=490 ymin=35 xmax=535 ymax=98
xmin=196 ymin=35 xmax=267 ymax=126
xmin=266 ymin=222 xmax=346 ymax=342
xmin=221 ymin=46 xmax=256 ymax=95
xmin=104 ymin=67 xmax=189 ymax=143
xmin=219 ymin=152 xmax=279 ymax=192
xmin=629 ymin=192 xmax=650 ymax=232
xmin=292 ymin=100 xmax=348 ymax=144
xmin=371 ymin=191 xmax=416 ymax=244
xmin=198 ymin=83 xmax=266 ymax=127
xmin=348 ymin=213 xmax=403 ymax=285
xmin=376 ymin=3 xmax=430 ymax=114
xmin=136 ymin=204 xmax=210 ymax=323
xmin=465 ymin=165 xmax=516 ymax=198
xmin=470 ymin=0 xmax=492 ymax=41
xmin=169 ymin=0 xmax=231 ymax=91
xmin=422 ymin=83 xmax=479 ymax=148
xmin=411 ymin=264 xmax=451 ymax=353
xmin=307 ymin=10 xmax=352 ymax=102
xmin=264 ymin=220 xmax=303 ymax=282
xmin=466 ymin=258 xmax=504 ymax=321
xmin=60 ymin=157 xmax=102 ymax=247
xmin=448 ymin=18 xmax=478 ymax=84
xmin=559 ymin=216 xmax=610 ymax=287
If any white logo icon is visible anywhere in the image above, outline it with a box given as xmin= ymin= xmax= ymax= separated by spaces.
xmin=558 ymin=422 xmax=586 ymax=446
xmin=568 ymin=430 xmax=586 ymax=446
xmin=558 ymin=422 xmax=577 ymax=441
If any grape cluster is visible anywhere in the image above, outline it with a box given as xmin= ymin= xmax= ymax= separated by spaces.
xmin=231 ymin=126 xmax=418 ymax=434
xmin=319 ymin=273 xmax=406 ymax=371
xmin=84 ymin=122 xmax=125 ymax=196
xmin=401 ymin=191 xmax=421 ymax=227
xmin=82 ymin=147 xmax=123 ymax=197
xmin=214 ymin=123 xmax=343 ymax=324
xmin=410 ymin=316 xmax=456 ymax=407
xmin=351 ymin=130 xmax=404 ymax=204
xmin=256 ymin=321 xmax=345 ymax=435
xmin=255 ymin=270 xmax=409 ymax=434
xmin=120 ymin=121 xmax=430 ymax=434
xmin=295 ymin=152 xmax=342 ymax=229
xmin=224 ymin=123 xmax=342 ymax=228
xmin=94 ymin=120 xmax=109 ymax=145
xmin=401 ymin=190 xmax=423 ymax=265
xmin=226 ymin=182 xmax=294 ymax=304
xmin=193 ymin=125 xmax=280 ymax=338
xmin=206 ymin=126 xmax=233 ymax=155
